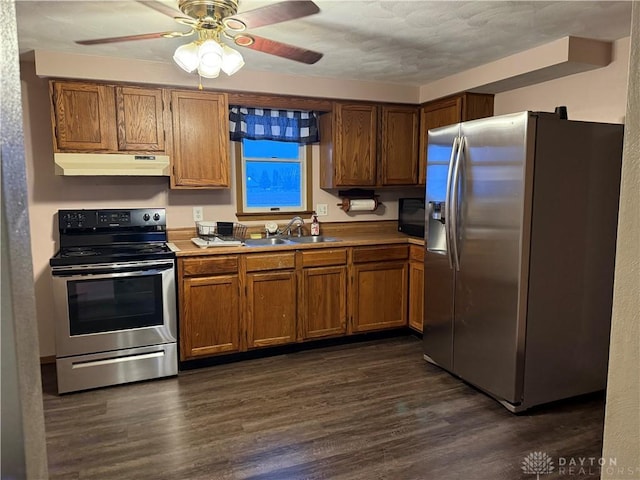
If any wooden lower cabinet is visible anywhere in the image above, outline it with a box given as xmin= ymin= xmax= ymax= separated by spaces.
xmin=180 ymin=275 xmax=241 ymax=360
xmin=408 ymin=244 xmax=425 ymax=332
xmin=351 ymin=261 xmax=408 ymax=332
xmin=178 ymin=244 xmax=413 ymax=362
xmin=246 ymin=270 xmax=297 ymax=348
xmin=301 ymin=265 xmax=347 ymax=339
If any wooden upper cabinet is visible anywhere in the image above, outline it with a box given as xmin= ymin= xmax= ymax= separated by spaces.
xmin=320 ymin=102 xmax=419 ymax=188
xmin=51 ymin=81 xmax=117 ymax=152
xmin=419 ymin=92 xmax=494 ymax=185
xmin=115 ymin=86 xmax=166 ymax=152
xmin=170 ymin=90 xmax=230 ymax=188
xmin=50 ymin=80 xmax=170 ymax=156
xmin=334 ymin=103 xmax=378 ymax=186
xmin=380 ymin=105 xmax=419 ymax=185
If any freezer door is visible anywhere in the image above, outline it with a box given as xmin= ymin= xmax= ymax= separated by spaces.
xmin=423 ymin=124 xmax=459 ymax=370
xmin=453 ymin=112 xmax=532 ymax=404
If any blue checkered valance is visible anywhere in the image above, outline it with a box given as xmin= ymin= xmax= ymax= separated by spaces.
xmin=229 ymin=106 xmax=319 ymax=144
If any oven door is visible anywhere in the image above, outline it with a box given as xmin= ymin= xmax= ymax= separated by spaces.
xmin=51 ymin=260 xmax=177 ymax=357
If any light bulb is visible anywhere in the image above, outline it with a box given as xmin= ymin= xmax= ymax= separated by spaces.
xmin=198 ymin=63 xmax=220 ymax=78
xmin=173 ymin=42 xmax=199 ymax=73
xmin=198 ymin=39 xmax=223 ymax=69
xmin=221 ymin=44 xmax=245 ymax=76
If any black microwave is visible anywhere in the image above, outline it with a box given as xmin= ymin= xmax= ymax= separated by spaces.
xmin=398 ymin=198 xmax=426 ymax=238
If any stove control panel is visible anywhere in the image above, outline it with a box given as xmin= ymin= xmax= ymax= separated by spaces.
xmin=59 ymin=208 xmax=166 ymax=230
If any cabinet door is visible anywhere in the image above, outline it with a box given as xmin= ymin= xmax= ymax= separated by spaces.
xmin=51 ymin=81 xmax=117 ymax=151
xmin=116 ymin=86 xmax=166 ymax=152
xmin=381 ymin=105 xmax=419 ymax=185
xmin=181 ymin=275 xmax=240 ymax=360
xmin=352 ymin=261 xmax=408 ymax=332
xmin=334 ymin=103 xmax=377 ymax=186
xmin=418 ymin=97 xmax=462 ymax=185
xmin=408 ymin=260 xmax=425 ymax=332
xmin=301 ymin=266 xmax=347 ymax=339
xmin=171 ymin=90 xmax=230 ymax=188
xmin=246 ymin=271 xmax=297 ymax=348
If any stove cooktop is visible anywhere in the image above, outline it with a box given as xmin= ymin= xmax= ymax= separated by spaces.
xmin=51 ymin=208 xmax=174 ymax=267
xmin=50 ymin=242 xmax=175 ymax=267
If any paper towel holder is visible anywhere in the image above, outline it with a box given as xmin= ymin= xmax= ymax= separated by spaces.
xmin=337 ymin=188 xmax=381 ymax=212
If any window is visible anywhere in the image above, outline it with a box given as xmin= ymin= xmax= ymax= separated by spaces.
xmin=230 ymin=106 xmax=318 ymax=218
xmin=236 ymin=139 xmax=312 ymax=216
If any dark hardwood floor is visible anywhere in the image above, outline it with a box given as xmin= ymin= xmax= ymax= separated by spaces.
xmin=41 ymin=336 xmax=606 ymax=480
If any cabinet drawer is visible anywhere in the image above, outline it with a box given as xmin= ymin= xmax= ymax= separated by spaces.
xmin=181 ymin=256 xmax=238 ymax=276
xmin=245 ymin=252 xmax=295 ymax=272
xmin=410 ymin=245 xmax=425 ymax=263
xmin=301 ymin=248 xmax=347 ymax=268
xmin=352 ymin=245 xmax=408 ymax=264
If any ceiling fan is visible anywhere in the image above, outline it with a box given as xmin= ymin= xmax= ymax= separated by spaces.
xmin=76 ymin=0 xmax=323 ymax=79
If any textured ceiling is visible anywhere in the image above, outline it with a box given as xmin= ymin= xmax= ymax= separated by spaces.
xmin=16 ymin=0 xmax=633 ymax=86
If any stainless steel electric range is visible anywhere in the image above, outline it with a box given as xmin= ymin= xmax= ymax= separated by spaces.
xmin=49 ymin=208 xmax=177 ymax=394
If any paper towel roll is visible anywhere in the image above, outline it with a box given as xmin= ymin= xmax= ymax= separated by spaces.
xmin=337 ymin=198 xmax=379 ymax=212
xmin=349 ymin=199 xmax=377 ymax=211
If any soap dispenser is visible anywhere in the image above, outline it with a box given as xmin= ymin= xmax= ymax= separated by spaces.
xmin=311 ymin=212 xmax=320 ymax=236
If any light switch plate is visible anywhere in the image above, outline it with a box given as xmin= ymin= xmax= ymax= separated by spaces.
xmin=316 ymin=204 xmax=328 ymax=216
xmin=193 ymin=206 xmax=203 ymax=222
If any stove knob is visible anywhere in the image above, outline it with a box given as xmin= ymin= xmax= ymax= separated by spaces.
xmin=153 ymin=213 xmax=160 ymax=221
xmin=143 ymin=213 xmax=150 ymax=221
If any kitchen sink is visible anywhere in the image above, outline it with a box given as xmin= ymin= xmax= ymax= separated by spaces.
xmin=244 ymin=237 xmax=292 ymax=246
xmin=287 ymin=236 xmax=341 ymax=243
xmin=243 ymin=236 xmax=341 ymax=246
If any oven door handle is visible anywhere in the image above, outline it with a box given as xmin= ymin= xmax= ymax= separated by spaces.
xmin=52 ymin=263 xmax=174 ymax=278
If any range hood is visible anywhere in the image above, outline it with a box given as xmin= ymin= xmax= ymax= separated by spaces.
xmin=54 ymin=153 xmax=170 ymax=176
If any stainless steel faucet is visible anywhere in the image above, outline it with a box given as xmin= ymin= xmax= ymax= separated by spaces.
xmin=279 ymin=216 xmax=304 ymax=237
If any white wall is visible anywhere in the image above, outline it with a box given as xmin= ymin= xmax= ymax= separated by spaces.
xmin=601 ymin=3 xmax=640 ymax=477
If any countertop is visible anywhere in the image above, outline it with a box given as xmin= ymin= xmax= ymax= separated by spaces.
xmin=169 ymin=232 xmax=425 ymax=257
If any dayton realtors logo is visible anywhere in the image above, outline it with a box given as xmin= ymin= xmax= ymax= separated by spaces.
xmin=522 ymin=452 xmax=628 ymax=478
xmin=522 ymin=451 xmax=555 ymax=479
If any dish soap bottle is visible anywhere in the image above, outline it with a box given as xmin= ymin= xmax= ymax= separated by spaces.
xmin=311 ymin=212 xmax=320 ymax=236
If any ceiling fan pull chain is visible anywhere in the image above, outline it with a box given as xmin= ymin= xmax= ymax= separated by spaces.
xmin=198 ymin=74 xmax=203 ymax=91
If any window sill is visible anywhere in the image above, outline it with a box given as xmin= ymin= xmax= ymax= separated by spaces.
xmin=236 ymin=211 xmax=314 ymax=221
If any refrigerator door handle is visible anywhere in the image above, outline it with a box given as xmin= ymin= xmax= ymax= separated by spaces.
xmin=444 ymin=136 xmax=460 ymax=269
xmin=450 ymin=136 xmax=465 ymax=271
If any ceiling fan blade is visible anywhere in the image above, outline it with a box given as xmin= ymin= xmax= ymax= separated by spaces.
xmin=136 ymin=1 xmax=195 ymax=24
xmin=136 ymin=0 xmax=182 ymax=19
xmin=76 ymin=31 xmax=181 ymax=46
xmin=228 ymin=1 xmax=319 ymax=30
xmin=237 ymin=34 xmax=323 ymax=64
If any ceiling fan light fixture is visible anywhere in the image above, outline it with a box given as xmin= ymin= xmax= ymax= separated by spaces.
xmin=221 ymin=44 xmax=244 ymax=75
xmin=198 ymin=39 xmax=223 ymax=69
xmin=173 ymin=41 xmax=200 ymax=72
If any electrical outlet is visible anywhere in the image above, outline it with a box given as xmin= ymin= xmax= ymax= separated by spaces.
xmin=316 ymin=204 xmax=328 ymax=216
xmin=193 ymin=206 xmax=203 ymax=222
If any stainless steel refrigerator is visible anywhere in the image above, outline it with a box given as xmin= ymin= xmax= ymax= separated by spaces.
xmin=423 ymin=111 xmax=624 ymax=412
